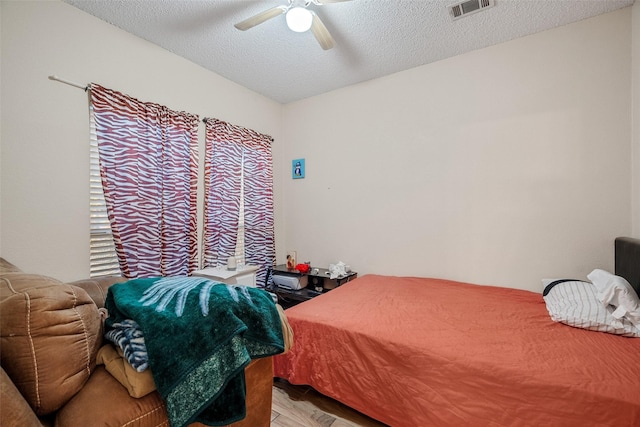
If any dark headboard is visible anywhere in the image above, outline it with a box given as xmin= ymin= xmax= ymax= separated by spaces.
xmin=615 ymin=237 xmax=640 ymax=296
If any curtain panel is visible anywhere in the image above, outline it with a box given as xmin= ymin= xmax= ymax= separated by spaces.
xmin=203 ymin=118 xmax=275 ymax=285
xmin=90 ymin=84 xmax=199 ymax=278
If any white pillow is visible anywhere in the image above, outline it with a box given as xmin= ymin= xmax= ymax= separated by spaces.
xmin=587 ymin=269 xmax=640 ymax=328
xmin=542 ymin=279 xmax=640 ymax=337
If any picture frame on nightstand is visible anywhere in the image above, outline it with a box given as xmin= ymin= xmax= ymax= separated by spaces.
xmin=286 ymin=251 xmax=297 ymax=270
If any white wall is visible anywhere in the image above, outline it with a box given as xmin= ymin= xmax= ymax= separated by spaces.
xmin=1 ymin=2 xmax=635 ymax=291
xmin=282 ymin=8 xmax=632 ymax=292
xmin=0 ymin=1 xmax=283 ymax=281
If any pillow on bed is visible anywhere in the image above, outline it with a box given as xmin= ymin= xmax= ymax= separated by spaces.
xmin=542 ymin=279 xmax=640 ymax=337
xmin=587 ymin=269 xmax=640 ymax=328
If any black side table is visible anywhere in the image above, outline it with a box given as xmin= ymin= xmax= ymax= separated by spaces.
xmin=271 ymin=264 xmax=357 ymax=309
xmin=306 ymin=267 xmax=357 ymax=291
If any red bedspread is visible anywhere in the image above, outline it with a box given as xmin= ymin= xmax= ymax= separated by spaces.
xmin=273 ymin=275 xmax=640 ymax=426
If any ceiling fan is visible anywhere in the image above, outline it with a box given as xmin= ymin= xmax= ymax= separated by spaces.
xmin=234 ymin=0 xmax=352 ymax=50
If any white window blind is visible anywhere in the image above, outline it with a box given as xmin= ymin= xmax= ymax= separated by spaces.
xmin=89 ymin=105 xmax=121 ymax=277
xmin=234 ymin=163 xmax=246 ymax=268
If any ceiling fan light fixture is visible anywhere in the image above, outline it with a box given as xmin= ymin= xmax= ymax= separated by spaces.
xmin=286 ymin=7 xmax=313 ymax=32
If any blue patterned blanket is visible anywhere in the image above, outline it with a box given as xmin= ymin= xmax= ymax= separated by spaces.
xmin=104 ymin=277 xmax=284 ymax=427
xmin=104 ymin=318 xmax=148 ymax=372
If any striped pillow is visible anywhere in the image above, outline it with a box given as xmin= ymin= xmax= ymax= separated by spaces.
xmin=542 ymin=279 xmax=640 ymax=337
xmin=587 ymin=269 xmax=640 ymax=328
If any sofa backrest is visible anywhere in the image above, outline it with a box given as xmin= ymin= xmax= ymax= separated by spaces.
xmin=68 ymin=277 xmax=128 ymax=308
xmin=0 ymin=266 xmax=103 ymax=416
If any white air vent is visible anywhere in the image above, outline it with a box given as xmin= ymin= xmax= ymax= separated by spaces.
xmin=449 ymin=0 xmax=495 ymax=21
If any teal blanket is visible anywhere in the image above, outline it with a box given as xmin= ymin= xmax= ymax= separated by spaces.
xmin=104 ymin=277 xmax=284 ymax=427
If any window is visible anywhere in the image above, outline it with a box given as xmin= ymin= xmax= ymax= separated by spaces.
xmin=202 ymin=118 xmax=275 ymax=286
xmin=89 ymin=105 xmax=120 ymax=277
xmin=89 ymin=117 xmax=245 ymax=276
xmin=88 ymin=92 xmax=261 ymax=278
xmin=90 ymin=84 xmax=199 ymax=278
xmin=234 ymin=166 xmax=246 ymax=268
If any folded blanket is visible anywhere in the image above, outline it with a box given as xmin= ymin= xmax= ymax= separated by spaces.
xmin=104 ymin=319 xmax=148 ymax=372
xmin=104 ymin=277 xmax=285 ymax=427
xmin=96 ymin=344 xmax=156 ymax=398
xmin=106 ymin=304 xmax=292 ymax=371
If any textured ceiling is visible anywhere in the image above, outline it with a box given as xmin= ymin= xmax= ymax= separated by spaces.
xmin=64 ymin=0 xmax=634 ymax=104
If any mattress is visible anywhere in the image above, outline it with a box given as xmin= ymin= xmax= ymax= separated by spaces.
xmin=273 ymin=274 xmax=640 ymax=426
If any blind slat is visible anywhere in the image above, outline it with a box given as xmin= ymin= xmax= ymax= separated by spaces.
xmin=89 ymin=104 xmax=120 ymax=278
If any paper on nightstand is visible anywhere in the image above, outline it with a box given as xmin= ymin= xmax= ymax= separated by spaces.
xmin=328 ymin=262 xmax=348 ymax=279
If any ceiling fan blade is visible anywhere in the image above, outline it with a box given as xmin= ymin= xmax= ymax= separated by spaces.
xmin=234 ymin=5 xmax=288 ymax=31
xmin=310 ymin=11 xmax=335 ymax=50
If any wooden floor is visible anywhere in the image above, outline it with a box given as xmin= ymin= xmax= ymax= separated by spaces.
xmin=271 ymin=379 xmax=388 ymax=427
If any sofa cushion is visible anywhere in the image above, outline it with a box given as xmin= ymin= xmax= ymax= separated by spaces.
xmin=0 ymin=275 xmax=102 ymax=415
xmin=58 ymin=360 xmax=273 ymax=427
xmin=0 ymin=270 xmax=64 ymax=302
xmin=55 ymin=366 xmax=168 ymax=427
xmin=0 ymin=258 xmax=22 ymax=274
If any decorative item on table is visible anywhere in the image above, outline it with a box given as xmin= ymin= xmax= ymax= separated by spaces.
xmin=227 ymin=255 xmax=237 ymax=271
xmin=329 ymin=261 xmax=350 ymax=279
xmin=295 ymin=263 xmax=311 ymax=274
xmin=286 ymin=251 xmax=297 ymax=270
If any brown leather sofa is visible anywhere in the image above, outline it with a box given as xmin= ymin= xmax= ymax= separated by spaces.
xmin=0 ymin=258 xmax=275 ymax=427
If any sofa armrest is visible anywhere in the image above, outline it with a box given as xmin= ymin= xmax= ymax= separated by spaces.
xmin=67 ymin=277 xmax=127 ymax=308
xmin=0 ymin=367 xmax=42 ymax=427
xmin=191 ymin=357 xmax=274 ymax=427
xmin=226 ymin=357 xmax=274 ymax=427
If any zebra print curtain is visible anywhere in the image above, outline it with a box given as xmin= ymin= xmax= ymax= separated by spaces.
xmin=203 ymin=119 xmax=275 ymax=286
xmin=90 ymin=84 xmax=199 ymax=278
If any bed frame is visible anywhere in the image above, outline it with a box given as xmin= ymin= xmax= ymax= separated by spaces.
xmin=615 ymin=236 xmax=640 ymax=295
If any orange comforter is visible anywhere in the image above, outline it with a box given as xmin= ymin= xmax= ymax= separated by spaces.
xmin=273 ymin=275 xmax=640 ymax=426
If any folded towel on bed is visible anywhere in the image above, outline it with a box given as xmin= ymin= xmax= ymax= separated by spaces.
xmin=104 ymin=276 xmax=285 ymax=427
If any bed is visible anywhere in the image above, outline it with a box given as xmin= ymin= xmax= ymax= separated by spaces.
xmin=273 ymin=237 xmax=640 ymax=426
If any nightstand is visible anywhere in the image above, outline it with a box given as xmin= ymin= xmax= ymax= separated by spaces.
xmin=271 ymin=264 xmax=357 ymax=309
xmin=306 ymin=267 xmax=358 ymax=291
xmin=192 ymin=265 xmax=259 ymax=287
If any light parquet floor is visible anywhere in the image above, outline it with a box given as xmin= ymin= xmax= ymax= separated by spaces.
xmin=270 ymin=379 xmax=388 ymax=427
